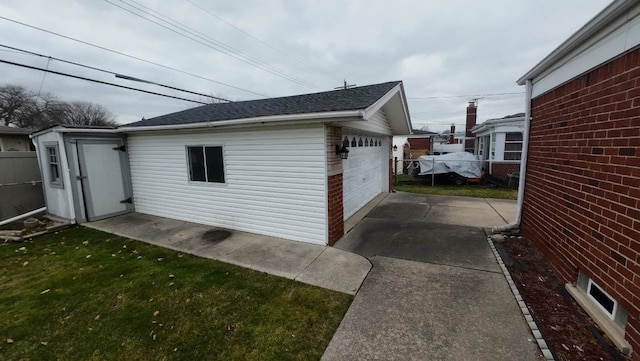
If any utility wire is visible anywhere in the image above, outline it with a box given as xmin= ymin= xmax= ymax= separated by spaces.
xmin=0 ymin=15 xmax=269 ymax=98
xmin=120 ymin=0 xmax=319 ymax=90
xmin=408 ymin=92 xmax=524 ymax=100
xmin=184 ymin=0 xmax=343 ymax=83
xmin=105 ymin=0 xmax=318 ymax=90
xmin=0 ymin=44 xmax=231 ymax=102
xmin=0 ymin=58 xmax=208 ymax=105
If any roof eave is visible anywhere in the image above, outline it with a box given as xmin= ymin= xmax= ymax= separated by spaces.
xmin=517 ymin=0 xmax=635 ymax=85
xmin=119 ymin=110 xmax=365 ymax=132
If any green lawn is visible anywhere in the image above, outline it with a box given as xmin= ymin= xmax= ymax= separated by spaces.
xmin=0 ymin=227 xmax=353 ymax=361
xmin=394 ymin=184 xmax=518 ymax=200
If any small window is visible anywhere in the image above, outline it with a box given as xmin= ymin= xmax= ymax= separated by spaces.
xmin=587 ymin=279 xmax=617 ymax=319
xmin=365 ymin=138 xmax=369 ymax=147
xmin=187 ymin=146 xmax=225 ymax=183
xmin=45 ymin=145 xmax=62 ymax=187
xmin=358 ymin=137 xmax=363 ymax=147
xmin=351 ymin=137 xmax=357 ymax=147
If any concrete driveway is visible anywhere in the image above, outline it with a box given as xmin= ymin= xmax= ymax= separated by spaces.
xmin=322 ymin=192 xmax=540 ymax=361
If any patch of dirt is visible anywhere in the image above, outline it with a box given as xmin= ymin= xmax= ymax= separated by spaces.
xmin=494 ymin=237 xmax=629 ymax=361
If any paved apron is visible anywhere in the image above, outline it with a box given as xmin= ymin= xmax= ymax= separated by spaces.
xmin=322 ymin=193 xmax=540 ymax=361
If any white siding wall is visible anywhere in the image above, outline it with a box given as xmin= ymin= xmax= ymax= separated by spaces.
xmin=35 ymin=132 xmax=74 ymax=220
xmin=339 ymin=109 xmax=392 ymax=135
xmin=127 ymin=125 xmax=328 ymax=245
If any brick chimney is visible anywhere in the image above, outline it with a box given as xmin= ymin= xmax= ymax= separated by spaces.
xmin=449 ymin=124 xmax=455 ymax=144
xmin=464 ymin=101 xmax=477 ymax=153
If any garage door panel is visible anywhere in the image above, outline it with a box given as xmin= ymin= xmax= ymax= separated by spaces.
xmin=343 ymin=135 xmax=383 ymax=220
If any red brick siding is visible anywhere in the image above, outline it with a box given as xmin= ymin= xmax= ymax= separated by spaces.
xmin=490 ymin=162 xmax=521 ymax=180
xmin=408 ymin=137 xmax=430 ymax=150
xmin=326 ymin=126 xmax=344 ymax=246
xmin=521 ymin=47 xmax=640 ymax=357
xmin=327 ymin=173 xmax=344 ymax=246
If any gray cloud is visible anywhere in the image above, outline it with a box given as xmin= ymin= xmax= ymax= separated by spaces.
xmin=0 ymin=0 xmax=611 ymax=129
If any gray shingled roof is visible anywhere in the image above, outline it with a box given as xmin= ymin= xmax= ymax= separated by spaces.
xmin=0 ymin=126 xmax=32 ymax=135
xmin=126 ymin=81 xmax=402 ymax=127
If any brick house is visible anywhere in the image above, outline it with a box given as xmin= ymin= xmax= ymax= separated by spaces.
xmin=516 ymin=0 xmax=640 ymax=357
xmin=406 ymin=129 xmax=437 ymax=158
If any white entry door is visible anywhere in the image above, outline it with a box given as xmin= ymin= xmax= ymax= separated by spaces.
xmin=343 ymin=135 xmax=383 ymax=220
xmin=78 ymin=140 xmax=131 ymax=221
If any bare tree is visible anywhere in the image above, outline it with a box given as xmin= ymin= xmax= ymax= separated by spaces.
xmin=0 ymin=85 xmax=37 ymax=127
xmin=0 ymin=84 xmax=118 ymax=128
xmin=65 ymin=101 xmax=117 ymax=126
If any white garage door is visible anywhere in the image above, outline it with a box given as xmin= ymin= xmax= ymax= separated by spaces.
xmin=343 ymin=135 xmax=383 ymax=220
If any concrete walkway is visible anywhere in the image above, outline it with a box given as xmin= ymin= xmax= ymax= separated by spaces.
xmin=85 ymin=213 xmax=370 ymax=295
xmin=322 ymin=192 xmax=541 ymax=361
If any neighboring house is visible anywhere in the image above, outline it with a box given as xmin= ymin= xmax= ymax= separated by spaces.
xmin=471 ymin=113 xmax=525 ymax=180
xmin=31 ymin=81 xmax=411 ymax=246
xmin=0 ymin=126 xmax=33 ymax=151
xmin=406 ymin=129 xmax=437 ymax=158
xmin=517 ymin=0 xmax=640 ymax=357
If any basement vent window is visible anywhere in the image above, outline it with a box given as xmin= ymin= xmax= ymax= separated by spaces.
xmin=187 ymin=146 xmax=225 ymax=183
xmin=577 ymin=271 xmax=628 ymax=329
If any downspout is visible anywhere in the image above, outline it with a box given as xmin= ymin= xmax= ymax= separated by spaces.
xmin=492 ymin=79 xmax=532 ymax=233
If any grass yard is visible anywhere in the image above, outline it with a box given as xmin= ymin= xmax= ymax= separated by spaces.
xmin=0 ymin=227 xmax=353 ymax=361
xmin=394 ymin=184 xmax=518 ymax=200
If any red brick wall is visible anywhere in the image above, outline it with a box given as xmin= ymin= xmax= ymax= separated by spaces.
xmin=327 ymin=173 xmax=344 ymax=246
xmin=408 ymin=137 xmax=430 ymax=150
xmin=489 ymin=162 xmax=521 ymax=180
xmin=326 ymin=126 xmax=344 ymax=246
xmin=521 ymin=47 xmax=640 ymax=357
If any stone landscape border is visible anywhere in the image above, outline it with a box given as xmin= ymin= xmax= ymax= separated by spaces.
xmin=487 ymin=234 xmax=555 ymax=361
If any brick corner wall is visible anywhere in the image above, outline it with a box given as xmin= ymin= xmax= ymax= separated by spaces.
xmin=326 ymin=126 xmax=344 ymax=246
xmin=327 ymin=173 xmax=344 ymax=246
xmin=521 ymin=47 xmax=640 ymax=358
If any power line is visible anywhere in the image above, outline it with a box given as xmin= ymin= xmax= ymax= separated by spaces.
xmin=408 ymin=91 xmax=524 ymax=100
xmin=119 ymin=0 xmax=319 ymax=90
xmin=104 ymin=0 xmax=318 ymax=90
xmin=0 ymin=58 xmax=208 ymax=105
xmin=0 ymin=44 xmax=231 ymax=102
xmin=184 ymin=0 xmax=343 ymax=83
xmin=0 ymin=15 xmax=269 ymax=98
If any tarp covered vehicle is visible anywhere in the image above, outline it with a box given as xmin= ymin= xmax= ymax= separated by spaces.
xmin=417 ymin=152 xmax=482 ymax=185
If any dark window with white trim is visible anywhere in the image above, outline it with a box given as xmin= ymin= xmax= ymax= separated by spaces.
xmin=187 ymin=146 xmax=225 ymax=183
xmin=46 ymin=145 xmax=62 ymax=187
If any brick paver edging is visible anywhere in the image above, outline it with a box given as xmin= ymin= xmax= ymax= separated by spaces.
xmin=486 ymin=236 xmax=555 ymax=361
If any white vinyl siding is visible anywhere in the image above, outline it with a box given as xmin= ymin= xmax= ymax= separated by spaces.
xmin=340 ymin=109 xmax=392 ymax=135
xmin=127 ymin=125 xmax=327 ymax=245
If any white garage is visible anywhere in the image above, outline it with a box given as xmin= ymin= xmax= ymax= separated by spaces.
xmin=33 ymin=81 xmax=411 ymax=246
xmin=343 ymin=134 xmax=384 ymax=220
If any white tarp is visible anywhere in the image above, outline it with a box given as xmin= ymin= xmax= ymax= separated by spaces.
xmin=418 ymin=152 xmax=482 ymax=178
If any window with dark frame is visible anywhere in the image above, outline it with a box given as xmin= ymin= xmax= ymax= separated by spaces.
xmin=46 ymin=145 xmax=62 ymax=186
xmin=187 ymin=146 xmax=225 ymax=183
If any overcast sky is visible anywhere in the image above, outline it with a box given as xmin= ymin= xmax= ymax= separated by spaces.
xmin=0 ymin=0 xmax=611 ymax=130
